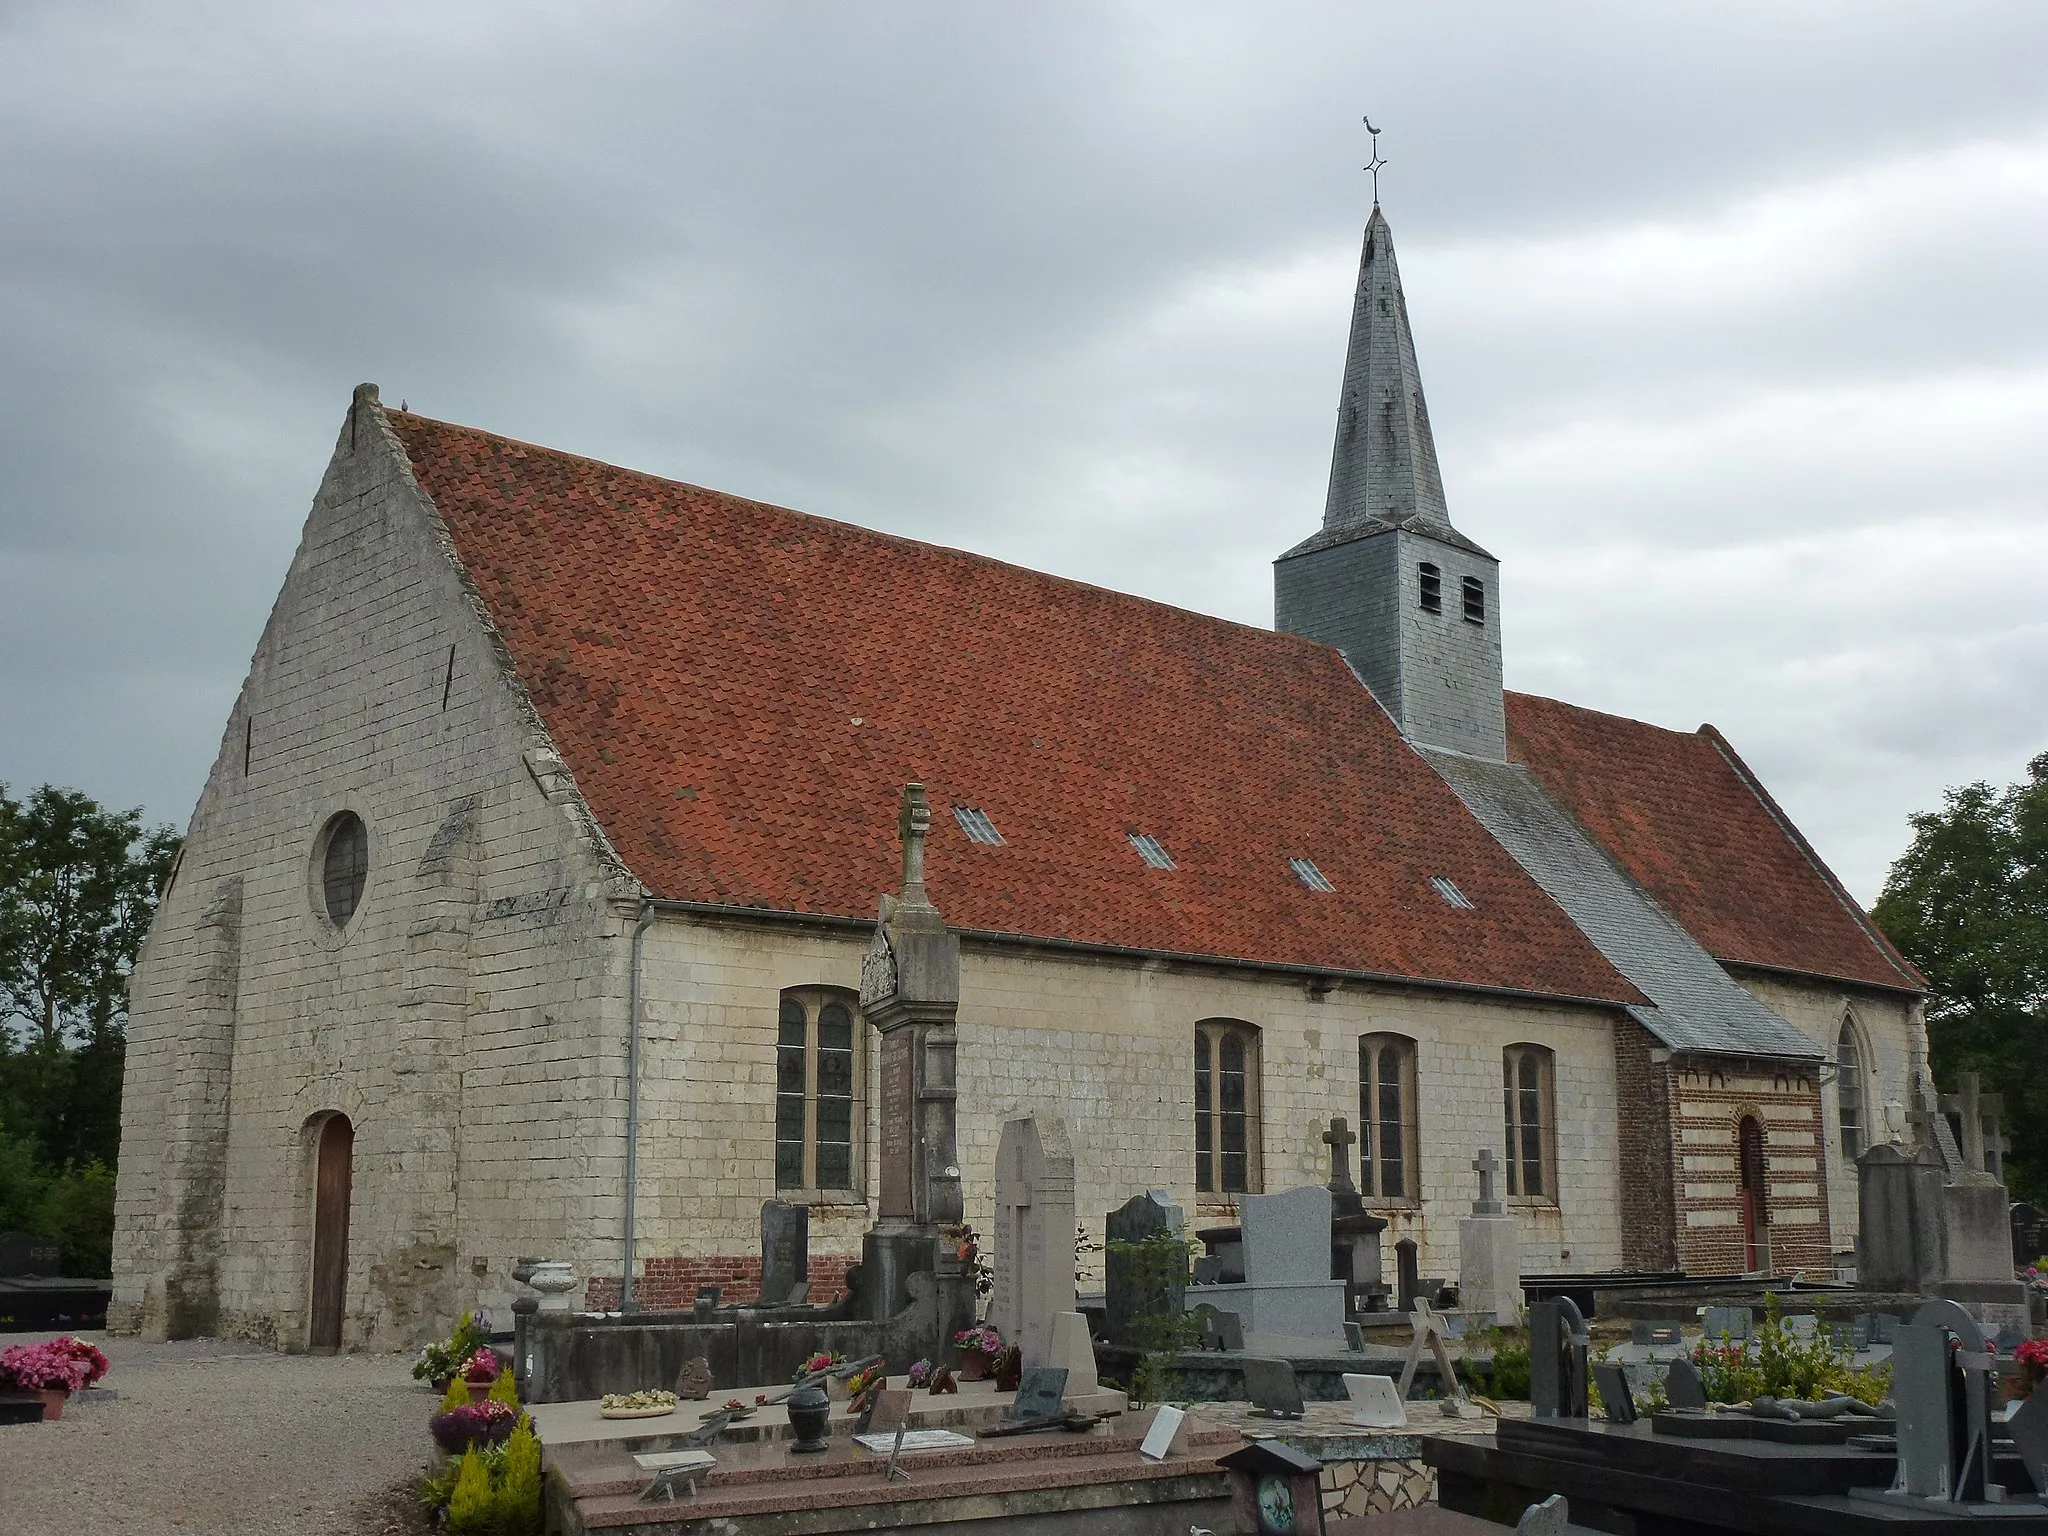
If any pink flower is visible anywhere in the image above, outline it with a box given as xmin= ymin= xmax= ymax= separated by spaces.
xmin=2017 ymin=1339 xmax=2048 ymax=1369
xmin=462 ymin=1347 xmax=500 ymax=1383
xmin=0 ymin=1339 xmax=97 ymax=1392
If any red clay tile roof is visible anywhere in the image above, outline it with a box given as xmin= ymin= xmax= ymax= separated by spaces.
xmin=1505 ymin=693 xmax=1923 ymax=993
xmin=388 ymin=409 xmax=1640 ymax=1005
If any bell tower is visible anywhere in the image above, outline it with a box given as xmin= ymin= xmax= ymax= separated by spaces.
xmin=1274 ymin=202 xmax=1506 ymax=761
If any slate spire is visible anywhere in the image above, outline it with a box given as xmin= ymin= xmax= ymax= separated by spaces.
xmin=1323 ymin=206 xmax=1450 ymax=529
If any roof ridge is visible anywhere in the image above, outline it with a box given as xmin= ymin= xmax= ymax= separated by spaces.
xmin=1506 ymin=689 xmax=1701 ymax=743
xmin=389 ymin=410 xmax=1334 ymax=662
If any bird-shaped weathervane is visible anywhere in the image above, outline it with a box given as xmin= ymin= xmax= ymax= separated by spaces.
xmin=1363 ymin=116 xmax=1387 ymax=206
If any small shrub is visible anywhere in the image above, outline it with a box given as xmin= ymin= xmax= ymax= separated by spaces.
xmin=1471 ymin=1321 xmax=1530 ymax=1400
xmin=444 ymin=1449 xmax=495 ymax=1536
xmin=495 ymin=1417 xmax=543 ymax=1536
xmin=486 ymin=1367 xmax=521 ymax=1409
xmin=440 ymin=1375 xmax=470 ymax=1414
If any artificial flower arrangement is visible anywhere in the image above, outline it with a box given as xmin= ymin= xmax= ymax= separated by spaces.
xmin=411 ymin=1310 xmax=491 ymax=1386
xmin=600 ymin=1389 xmax=679 ymax=1412
xmin=794 ymin=1350 xmax=845 ymax=1382
xmin=2017 ymin=1338 xmax=2048 ymax=1395
xmin=843 ymin=1362 xmax=883 ymax=1404
xmin=430 ymin=1397 xmax=520 ymax=1454
xmin=906 ymin=1358 xmax=933 ymax=1388
xmin=464 ymin=1347 xmax=502 ymax=1383
xmin=0 ymin=1336 xmax=109 ymax=1393
xmin=952 ymin=1324 xmax=1002 ymax=1360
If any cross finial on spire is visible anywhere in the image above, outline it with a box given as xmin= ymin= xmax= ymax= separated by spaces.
xmin=896 ymin=782 xmax=934 ymax=909
xmin=1363 ymin=116 xmax=1387 ymax=207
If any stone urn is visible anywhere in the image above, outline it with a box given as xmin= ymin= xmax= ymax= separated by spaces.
xmin=785 ymin=1384 xmax=832 ymax=1453
xmin=528 ymin=1261 xmax=577 ymax=1314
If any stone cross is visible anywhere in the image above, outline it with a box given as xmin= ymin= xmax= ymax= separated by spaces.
xmin=990 ymin=1114 xmax=1076 ymax=1371
xmin=1322 ymin=1116 xmax=1358 ymax=1195
xmin=1472 ymin=1149 xmax=1504 ymax=1215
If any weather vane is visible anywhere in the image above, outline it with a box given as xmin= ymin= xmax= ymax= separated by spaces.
xmin=1363 ymin=115 xmax=1387 ymax=206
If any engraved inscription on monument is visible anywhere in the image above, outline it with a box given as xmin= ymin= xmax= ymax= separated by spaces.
xmin=878 ymin=1030 xmax=913 ymax=1219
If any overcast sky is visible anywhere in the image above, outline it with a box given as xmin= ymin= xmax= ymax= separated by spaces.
xmin=2 ymin=2 xmax=2043 ymax=903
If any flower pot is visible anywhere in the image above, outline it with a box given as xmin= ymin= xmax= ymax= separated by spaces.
xmin=954 ymin=1349 xmax=989 ymax=1382
xmin=37 ymin=1388 xmax=69 ymax=1421
xmin=466 ymin=1381 xmax=492 ymax=1404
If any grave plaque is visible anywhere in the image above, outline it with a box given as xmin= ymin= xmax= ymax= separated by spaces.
xmin=1592 ymin=1361 xmax=1637 ymax=1424
xmin=1009 ymin=1367 xmax=1069 ymax=1422
xmin=759 ymin=1199 xmax=808 ymax=1307
xmin=1702 ymin=1306 xmax=1750 ymax=1341
xmin=2013 ymin=1202 xmax=2048 ymax=1269
xmin=876 ymin=1031 xmax=914 ymax=1220
xmin=1242 ymin=1355 xmax=1306 ymax=1419
xmin=990 ymin=1114 xmax=1077 ymax=1371
xmin=1139 ymin=1404 xmax=1189 ymax=1461
xmin=1663 ymin=1356 xmax=1708 ymax=1411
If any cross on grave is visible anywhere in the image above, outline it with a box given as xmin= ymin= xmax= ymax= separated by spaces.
xmin=1396 ymin=1298 xmax=1476 ymax=1413
xmin=1472 ymin=1149 xmax=1504 ymax=1216
xmin=1322 ymin=1117 xmax=1359 ymax=1195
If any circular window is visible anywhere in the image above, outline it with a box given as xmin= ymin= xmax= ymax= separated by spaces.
xmin=320 ymin=812 xmax=369 ymax=927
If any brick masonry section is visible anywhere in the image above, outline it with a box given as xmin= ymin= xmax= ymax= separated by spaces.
xmin=1669 ymin=1060 xmax=1833 ymax=1276
xmin=1613 ymin=1018 xmax=1677 ymax=1271
xmin=584 ymin=1254 xmax=857 ymax=1313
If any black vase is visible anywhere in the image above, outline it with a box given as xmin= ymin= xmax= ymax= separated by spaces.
xmin=786 ymin=1384 xmax=832 ymax=1453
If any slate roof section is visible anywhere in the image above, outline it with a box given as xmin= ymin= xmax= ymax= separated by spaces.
xmin=387 ymin=409 xmax=1641 ymax=1007
xmin=1505 ymin=694 xmax=1923 ymax=994
xmin=1417 ymin=747 xmax=1826 ymax=1061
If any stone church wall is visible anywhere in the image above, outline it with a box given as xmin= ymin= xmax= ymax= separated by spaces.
xmin=623 ymin=912 xmax=1627 ymax=1303
xmin=112 ymin=395 xmax=632 ymax=1349
xmin=1725 ymin=970 xmax=1922 ymax=1256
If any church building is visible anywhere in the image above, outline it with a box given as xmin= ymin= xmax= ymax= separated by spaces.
xmin=110 ymin=201 xmax=1926 ymax=1348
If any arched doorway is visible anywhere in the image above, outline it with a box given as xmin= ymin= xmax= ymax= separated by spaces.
xmin=310 ymin=1114 xmax=354 ymax=1351
xmin=1738 ymin=1116 xmax=1770 ymax=1273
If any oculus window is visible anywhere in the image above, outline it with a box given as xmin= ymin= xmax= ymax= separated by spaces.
xmin=319 ymin=812 xmax=369 ymax=927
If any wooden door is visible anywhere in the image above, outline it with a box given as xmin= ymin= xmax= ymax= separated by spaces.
xmin=310 ymin=1115 xmax=354 ymax=1350
xmin=1738 ymin=1116 xmax=1767 ymax=1273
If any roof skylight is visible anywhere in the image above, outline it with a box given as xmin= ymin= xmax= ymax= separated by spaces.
xmin=952 ymin=806 xmax=1005 ymax=846
xmin=1430 ymin=876 xmax=1475 ymax=910
xmin=1290 ymin=857 xmax=1335 ymax=893
xmin=1128 ymin=833 xmax=1176 ymax=870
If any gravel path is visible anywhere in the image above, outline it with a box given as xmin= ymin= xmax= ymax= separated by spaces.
xmin=0 ymin=1332 xmax=436 ymax=1535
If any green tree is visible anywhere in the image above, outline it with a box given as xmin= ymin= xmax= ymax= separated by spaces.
xmin=1872 ymin=751 xmax=2048 ymax=1200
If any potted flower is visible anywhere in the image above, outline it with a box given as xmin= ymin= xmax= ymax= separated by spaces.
xmin=2018 ymin=1339 xmax=2048 ymax=1400
xmin=0 ymin=1337 xmax=104 ymax=1420
xmin=952 ymin=1324 xmax=1002 ymax=1382
xmin=461 ymin=1347 xmax=501 ymax=1403
xmin=411 ymin=1311 xmax=490 ymax=1390
xmin=429 ymin=1397 xmax=520 ymax=1453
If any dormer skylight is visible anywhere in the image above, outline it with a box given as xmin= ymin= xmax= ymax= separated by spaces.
xmin=952 ymin=806 xmax=1005 ymax=845
xmin=1430 ymin=875 xmax=1475 ymax=910
xmin=1290 ymin=857 xmax=1335 ymax=893
xmin=1128 ymin=832 xmax=1176 ymax=870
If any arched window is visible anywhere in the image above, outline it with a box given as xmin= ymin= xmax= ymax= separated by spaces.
xmin=1194 ymin=1021 xmax=1262 ymax=1197
xmin=319 ymin=812 xmax=368 ymax=927
xmin=1360 ymin=1034 xmax=1419 ymax=1202
xmin=776 ymin=988 xmax=863 ymax=1196
xmin=1502 ymin=1044 xmax=1555 ymax=1201
xmin=1461 ymin=575 xmax=1486 ymax=626
xmin=1418 ymin=562 xmax=1442 ymax=614
xmin=1837 ymin=1018 xmax=1865 ymax=1161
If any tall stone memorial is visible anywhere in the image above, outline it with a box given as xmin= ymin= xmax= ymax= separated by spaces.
xmin=989 ymin=1113 xmax=1077 ymax=1371
xmin=855 ymin=785 xmax=975 ymax=1351
xmin=1458 ymin=1148 xmax=1521 ymax=1327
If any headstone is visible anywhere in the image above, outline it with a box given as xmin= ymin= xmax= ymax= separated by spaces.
xmin=1192 ymin=1255 xmax=1224 ymax=1285
xmin=674 ymin=1357 xmax=713 ymax=1400
xmin=1197 ymin=1304 xmax=1244 ymax=1352
xmin=1104 ymin=1190 xmax=1184 ymax=1348
xmin=2009 ymin=1391 xmax=2048 ymax=1496
xmin=1890 ymin=1324 xmax=1957 ymax=1499
xmin=1193 ymin=1186 xmax=1347 ymax=1343
xmin=1009 ymin=1367 xmax=1069 ymax=1422
xmin=1395 ymin=1238 xmax=1420 ymax=1311
xmin=989 ymin=1114 xmax=1077 ymax=1371
xmin=1049 ymin=1310 xmax=1125 ymax=1416
xmin=2012 ymin=1202 xmax=2048 ymax=1269
xmin=1343 ymin=1372 xmax=1406 ymax=1428
xmin=758 ymin=1199 xmax=808 ymax=1308
xmin=0 ymin=1231 xmax=61 ymax=1277
xmin=1343 ymin=1321 xmax=1366 ymax=1352
xmin=853 ymin=785 xmax=972 ymax=1344
xmin=1663 ymin=1357 xmax=1708 ymax=1411
xmin=1323 ymin=1116 xmax=1389 ymax=1316
xmin=1241 ymin=1356 xmax=1306 ymax=1419
xmin=693 ymin=1285 xmax=721 ymax=1319
xmin=1529 ymin=1298 xmax=1589 ymax=1419
xmin=1784 ymin=1313 xmax=1818 ymax=1345
xmin=1592 ymin=1361 xmax=1637 ymax=1424
xmin=1459 ymin=1149 xmax=1521 ymax=1327
xmin=1701 ymin=1306 xmax=1750 ymax=1341
xmin=1631 ymin=1320 xmax=1682 ymax=1346
xmin=1516 ymin=1494 xmax=1570 ymax=1536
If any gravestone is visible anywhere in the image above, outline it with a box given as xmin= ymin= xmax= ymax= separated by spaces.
xmin=0 ymin=1231 xmax=60 ymax=1277
xmin=1458 ymin=1148 xmax=1521 ymax=1327
xmin=1104 ymin=1190 xmax=1184 ymax=1349
xmin=758 ymin=1199 xmax=809 ymax=1307
xmin=1241 ymin=1356 xmax=1306 ymax=1419
xmin=990 ymin=1114 xmax=1077 ymax=1371
xmin=1009 ymin=1367 xmax=1070 ymax=1423
xmin=1189 ymin=1303 xmax=1243 ymax=1352
xmin=1858 ymin=1142 xmax=1948 ymax=1293
xmin=1193 ymin=1186 xmax=1347 ymax=1343
xmin=1529 ymin=1297 xmax=1589 ymax=1420
xmin=854 ymin=784 xmax=974 ymax=1351
xmin=1702 ymin=1306 xmax=1750 ymax=1341
xmin=2012 ymin=1201 xmax=2048 ymax=1269
xmin=1322 ymin=1116 xmax=1388 ymax=1315
xmin=1395 ymin=1238 xmax=1420 ymax=1311
xmin=2009 ymin=1391 xmax=2048 ymax=1495
xmin=1591 ymin=1361 xmax=1637 ymax=1424
xmin=1630 ymin=1320 xmax=1682 ymax=1347
xmin=1663 ymin=1356 xmax=1708 ymax=1411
